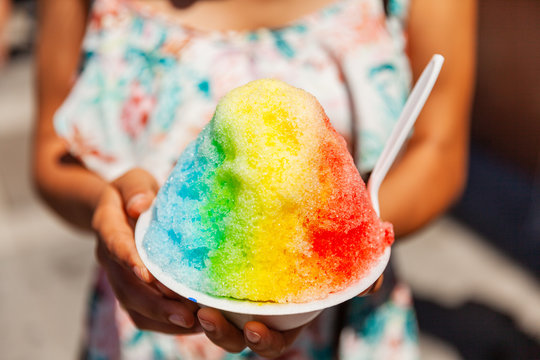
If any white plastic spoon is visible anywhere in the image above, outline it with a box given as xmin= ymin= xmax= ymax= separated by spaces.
xmin=368 ymin=54 xmax=445 ymax=217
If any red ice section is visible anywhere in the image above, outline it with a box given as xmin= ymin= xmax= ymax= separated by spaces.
xmin=308 ymin=116 xmax=394 ymax=288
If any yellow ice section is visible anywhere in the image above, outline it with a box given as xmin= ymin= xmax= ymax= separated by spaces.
xmin=207 ymin=79 xmax=333 ymax=302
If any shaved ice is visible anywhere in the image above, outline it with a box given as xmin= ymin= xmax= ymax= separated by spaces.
xmin=142 ymin=79 xmax=393 ymax=303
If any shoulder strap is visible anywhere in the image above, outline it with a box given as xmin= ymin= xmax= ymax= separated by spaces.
xmin=383 ymin=0 xmax=410 ymax=24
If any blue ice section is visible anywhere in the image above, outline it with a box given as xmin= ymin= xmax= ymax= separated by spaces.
xmin=141 ymin=124 xmax=225 ymax=290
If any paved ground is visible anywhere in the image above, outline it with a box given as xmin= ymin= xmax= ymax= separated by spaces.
xmin=1 ymin=57 xmax=539 ymax=360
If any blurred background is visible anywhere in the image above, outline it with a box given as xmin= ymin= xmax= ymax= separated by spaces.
xmin=0 ymin=0 xmax=538 ymax=359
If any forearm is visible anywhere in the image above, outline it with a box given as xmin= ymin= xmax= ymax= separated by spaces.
xmin=33 ymin=0 xmax=101 ymax=230
xmin=378 ymin=80 xmax=473 ymax=238
xmin=33 ymin=126 xmax=106 ymax=230
xmin=378 ymin=0 xmax=476 ymax=238
xmin=378 ymin=121 xmax=468 ymax=237
xmin=0 ymin=0 xmax=11 ymax=34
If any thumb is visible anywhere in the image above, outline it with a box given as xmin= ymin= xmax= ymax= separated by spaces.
xmin=93 ymin=186 xmax=152 ymax=283
xmin=113 ymin=168 xmax=160 ymax=219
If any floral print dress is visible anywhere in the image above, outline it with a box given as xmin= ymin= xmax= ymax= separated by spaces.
xmin=54 ymin=0 xmax=419 ymax=358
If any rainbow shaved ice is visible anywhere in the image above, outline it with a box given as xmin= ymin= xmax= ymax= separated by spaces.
xmin=142 ymin=79 xmax=393 ymax=303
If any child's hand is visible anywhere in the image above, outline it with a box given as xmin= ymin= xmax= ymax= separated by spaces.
xmin=92 ymin=168 xmax=201 ymax=334
xmin=197 ymin=307 xmax=305 ymax=357
xmin=194 ymin=275 xmax=384 ymax=357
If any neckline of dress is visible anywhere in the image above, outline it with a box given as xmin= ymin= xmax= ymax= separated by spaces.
xmin=118 ymin=0 xmax=355 ymax=39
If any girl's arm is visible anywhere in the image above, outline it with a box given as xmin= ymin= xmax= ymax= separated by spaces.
xmin=378 ymin=0 xmax=477 ymax=237
xmin=33 ymin=0 xmax=105 ymax=230
xmin=33 ymin=0 xmax=201 ymax=335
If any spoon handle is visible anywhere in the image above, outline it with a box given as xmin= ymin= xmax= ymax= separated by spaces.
xmin=368 ymin=54 xmax=445 ymax=217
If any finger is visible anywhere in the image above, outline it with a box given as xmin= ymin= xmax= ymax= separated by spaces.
xmin=93 ymin=187 xmax=152 ymax=283
xmin=243 ymin=321 xmax=304 ymax=358
xmin=127 ymin=309 xmax=203 ymax=335
xmin=371 ymin=274 xmax=384 ymax=293
xmin=113 ymin=168 xmax=159 ymax=218
xmin=155 ymin=280 xmax=183 ymax=299
xmin=154 ymin=281 xmax=200 ymax=313
xmin=197 ymin=307 xmax=246 ymax=353
xmin=105 ymin=256 xmax=197 ymax=329
xmin=358 ymin=274 xmax=384 ymax=297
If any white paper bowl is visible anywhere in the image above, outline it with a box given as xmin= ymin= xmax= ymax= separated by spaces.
xmin=135 ymin=204 xmax=391 ymax=331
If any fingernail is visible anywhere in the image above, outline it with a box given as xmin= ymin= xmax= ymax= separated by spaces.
xmin=140 ymin=268 xmax=151 ymax=282
xmin=132 ymin=266 xmax=150 ymax=283
xmin=169 ymin=314 xmax=188 ymax=328
xmin=126 ymin=193 xmax=148 ymax=212
xmin=132 ymin=266 xmax=144 ymax=282
xmin=245 ymin=329 xmax=261 ymax=344
xmin=199 ymin=318 xmax=216 ymax=332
